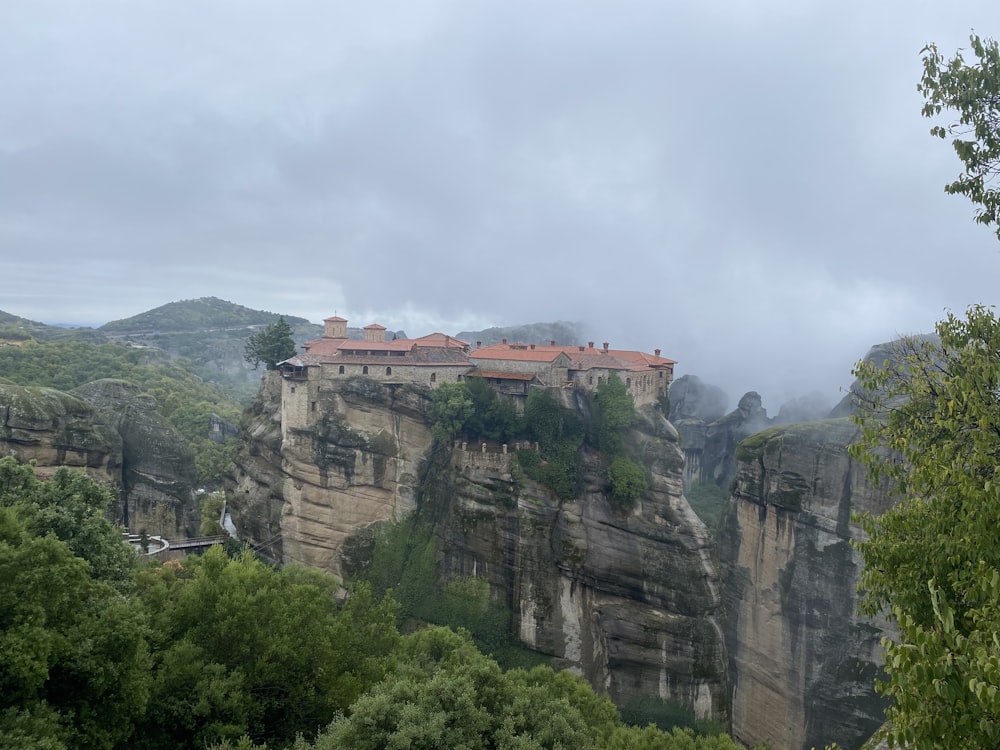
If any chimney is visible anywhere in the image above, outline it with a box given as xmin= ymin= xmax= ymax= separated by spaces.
xmin=588 ymin=341 xmax=594 ymax=349
xmin=550 ymin=339 xmax=556 ymax=346
xmin=502 ymin=338 xmax=507 ymax=345
xmin=530 ymin=344 xmax=535 ymax=350
xmin=602 ymin=342 xmax=609 ymax=353
xmin=477 ymin=341 xmax=482 ymax=348
xmin=655 ymin=348 xmax=661 ymax=357
xmin=578 ymin=345 xmax=584 ymax=351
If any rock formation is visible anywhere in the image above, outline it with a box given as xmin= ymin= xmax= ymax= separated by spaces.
xmin=72 ymin=379 xmax=198 ymax=537
xmin=0 ymin=381 xmax=121 ymax=481
xmin=718 ymin=418 xmax=893 ymax=750
xmin=230 ymin=373 xmax=434 ymax=573
xmin=0 ymin=379 xmax=198 ymax=538
xmin=230 ymin=373 xmax=728 ymax=717
xmin=672 ymin=387 xmax=769 ymax=492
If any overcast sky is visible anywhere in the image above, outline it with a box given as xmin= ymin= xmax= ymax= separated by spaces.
xmin=2 ymin=1 xmax=998 ymax=410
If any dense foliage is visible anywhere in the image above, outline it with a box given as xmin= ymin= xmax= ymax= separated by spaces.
xmin=430 ymin=375 xmax=646 ymax=504
xmin=1 ymin=461 xmax=750 ymax=750
xmin=851 ymin=307 xmax=1000 ymax=747
xmin=920 ymin=34 xmax=1000 ymax=239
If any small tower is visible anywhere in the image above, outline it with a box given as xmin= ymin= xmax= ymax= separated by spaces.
xmin=364 ymin=323 xmax=387 ymax=343
xmin=324 ymin=316 xmax=348 ymax=339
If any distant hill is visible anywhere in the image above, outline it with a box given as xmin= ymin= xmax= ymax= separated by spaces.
xmin=456 ymin=321 xmax=584 ymax=347
xmin=0 ymin=310 xmax=106 ymax=343
xmin=100 ymin=296 xmax=311 ymax=334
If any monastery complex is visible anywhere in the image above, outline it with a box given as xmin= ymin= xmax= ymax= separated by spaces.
xmin=278 ymin=315 xmax=675 ymax=421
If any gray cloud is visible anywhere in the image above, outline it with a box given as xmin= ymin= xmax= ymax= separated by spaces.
xmin=2 ymin=0 xmax=998 ymax=409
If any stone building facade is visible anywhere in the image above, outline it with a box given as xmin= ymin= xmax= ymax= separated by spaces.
xmin=277 ymin=317 xmax=676 ymax=434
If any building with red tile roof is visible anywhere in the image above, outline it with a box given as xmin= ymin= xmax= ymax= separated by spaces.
xmin=277 ymin=316 xmax=675 ymax=433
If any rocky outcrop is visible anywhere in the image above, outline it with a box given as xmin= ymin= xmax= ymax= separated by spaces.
xmin=718 ymin=418 xmax=893 ymax=750
xmin=71 ymin=379 xmax=198 ymax=538
xmin=0 ymin=379 xmax=198 ymax=538
xmin=429 ymin=406 xmax=727 ymax=716
xmin=0 ymin=382 xmax=122 ymax=480
xmin=230 ymin=373 xmax=435 ymax=574
xmin=673 ymin=389 xmax=769 ymax=492
xmin=230 ymin=374 xmax=728 ymax=718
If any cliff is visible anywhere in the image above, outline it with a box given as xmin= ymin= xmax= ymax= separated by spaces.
xmin=718 ymin=418 xmax=893 ymax=750
xmin=229 ymin=374 xmax=728 ymax=717
xmin=673 ymin=390 xmax=769 ymax=492
xmin=72 ymin=379 xmax=199 ymax=537
xmin=0 ymin=380 xmax=198 ymax=538
xmin=230 ymin=373 xmax=433 ymax=573
xmin=0 ymin=381 xmax=121 ymax=480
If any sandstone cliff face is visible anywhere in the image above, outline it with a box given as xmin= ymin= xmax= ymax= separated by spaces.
xmin=0 ymin=382 xmax=122 ymax=480
xmin=718 ymin=418 xmax=893 ymax=750
xmin=0 ymin=379 xmax=198 ymax=538
xmin=230 ymin=373 xmax=434 ymax=575
xmin=431 ymin=407 xmax=727 ymax=716
xmin=230 ymin=375 xmax=728 ymax=717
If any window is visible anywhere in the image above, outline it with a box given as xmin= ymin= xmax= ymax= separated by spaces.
xmin=338 ymin=365 xmax=345 ymax=375
xmin=386 ymin=366 xmax=392 ymax=376
xmin=626 ymin=378 xmax=631 ymax=388
xmin=290 ymin=386 xmax=295 ymax=393
xmin=311 ymin=402 xmax=316 ymax=412
xmin=363 ymin=366 xmax=369 ymax=375
xmin=430 ymin=372 xmax=436 ymax=383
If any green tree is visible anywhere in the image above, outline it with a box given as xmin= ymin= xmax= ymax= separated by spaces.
xmin=920 ymin=34 xmax=1000 ymax=239
xmin=850 ymin=306 xmax=1000 ymax=748
xmin=592 ymin=374 xmax=635 ymax=453
xmin=430 ymin=382 xmax=474 ymax=442
xmin=607 ymin=455 xmax=648 ymax=508
xmin=0 ymin=507 xmax=151 ymax=750
xmin=0 ymin=458 xmax=136 ymax=590
xmin=133 ymin=547 xmax=399 ymax=747
xmin=243 ymin=317 xmax=296 ymax=371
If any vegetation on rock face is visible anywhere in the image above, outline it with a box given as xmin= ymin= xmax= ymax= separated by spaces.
xmin=430 ymin=375 xmax=648 ymax=505
xmin=685 ymin=480 xmax=729 ymax=532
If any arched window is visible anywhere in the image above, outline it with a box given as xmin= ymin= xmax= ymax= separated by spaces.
xmin=386 ymin=366 xmax=392 ymax=376
xmin=430 ymin=372 xmax=437 ymax=383
xmin=363 ymin=366 xmax=369 ymax=375
xmin=338 ymin=365 xmax=345 ymax=375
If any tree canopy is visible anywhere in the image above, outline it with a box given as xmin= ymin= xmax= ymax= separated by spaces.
xmin=920 ymin=33 xmax=1000 ymax=239
xmin=850 ymin=307 xmax=1000 ymax=748
xmin=243 ymin=318 xmax=296 ymax=371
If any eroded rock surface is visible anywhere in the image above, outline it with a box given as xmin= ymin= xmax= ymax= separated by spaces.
xmin=73 ymin=379 xmax=198 ymax=537
xmin=0 ymin=379 xmax=198 ymax=538
xmin=719 ymin=418 xmax=893 ymax=750
xmin=230 ymin=374 xmax=728 ymax=717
